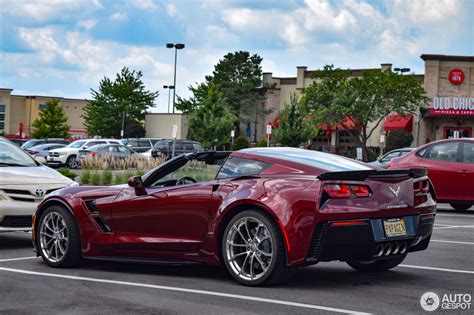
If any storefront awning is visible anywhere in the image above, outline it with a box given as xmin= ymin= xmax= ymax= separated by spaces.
xmin=321 ymin=116 xmax=361 ymax=131
xmin=383 ymin=114 xmax=413 ymax=132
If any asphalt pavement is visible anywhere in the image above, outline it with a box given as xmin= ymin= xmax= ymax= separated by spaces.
xmin=1 ymin=204 xmax=472 ymax=314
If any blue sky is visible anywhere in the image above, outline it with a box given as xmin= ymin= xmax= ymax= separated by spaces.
xmin=1 ymin=0 xmax=472 ymax=112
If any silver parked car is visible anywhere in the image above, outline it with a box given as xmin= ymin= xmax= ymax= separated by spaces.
xmin=368 ymin=147 xmax=416 ymax=169
xmin=25 ymin=143 xmax=67 ymax=163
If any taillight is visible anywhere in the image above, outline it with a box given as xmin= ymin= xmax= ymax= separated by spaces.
xmin=387 ymin=161 xmax=394 ymax=169
xmin=90 ymin=152 xmax=97 ymax=158
xmin=323 ymin=184 xmax=371 ymax=199
xmin=28 ymin=150 xmax=39 ymax=155
xmin=414 ymin=179 xmax=430 ymax=206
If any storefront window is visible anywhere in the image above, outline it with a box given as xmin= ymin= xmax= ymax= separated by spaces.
xmin=0 ymin=105 xmax=5 ymax=130
xmin=444 ymin=127 xmax=472 ymax=139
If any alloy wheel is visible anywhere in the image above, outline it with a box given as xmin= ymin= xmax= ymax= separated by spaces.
xmin=39 ymin=212 xmax=69 ymax=263
xmin=225 ymin=216 xmax=274 ymax=281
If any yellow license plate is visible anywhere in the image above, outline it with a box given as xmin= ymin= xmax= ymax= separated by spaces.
xmin=383 ymin=218 xmax=407 ymax=237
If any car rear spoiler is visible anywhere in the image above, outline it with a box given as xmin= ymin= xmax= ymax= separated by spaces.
xmin=317 ymin=168 xmax=428 ymax=181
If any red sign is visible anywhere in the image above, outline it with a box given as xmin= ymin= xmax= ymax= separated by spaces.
xmin=429 ymin=108 xmax=474 ymax=116
xmin=449 ymin=69 xmax=464 ymax=85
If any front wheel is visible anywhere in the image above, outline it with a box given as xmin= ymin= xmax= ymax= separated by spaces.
xmin=347 ymin=254 xmax=407 ymax=272
xmin=450 ymin=203 xmax=472 ymax=211
xmin=66 ymin=155 xmax=78 ymax=169
xmin=221 ymin=210 xmax=295 ymax=286
xmin=37 ymin=206 xmax=82 ymax=267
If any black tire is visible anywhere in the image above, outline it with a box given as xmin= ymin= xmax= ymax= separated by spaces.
xmin=37 ymin=205 xmax=82 ymax=267
xmin=450 ymin=203 xmax=472 ymax=211
xmin=347 ymin=254 xmax=407 ymax=272
xmin=66 ymin=155 xmax=78 ymax=169
xmin=221 ymin=209 xmax=295 ymax=286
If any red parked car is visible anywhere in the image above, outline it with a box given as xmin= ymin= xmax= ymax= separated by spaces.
xmin=32 ymin=148 xmax=436 ymax=286
xmin=388 ymin=138 xmax=474 ymax=211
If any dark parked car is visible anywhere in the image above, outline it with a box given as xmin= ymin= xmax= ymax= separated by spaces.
xmin=21 ymin=138 xmax=70 ymax=150
xmin=120 ymin=138 xmax=161 ymax=153
xmin=388 ymin=138 xmax=474 ymax=211
xmin=33 ymin=148 xmax=435 ymax=286
xmin=151 ymin=140 xmax=203 ymax=158
xmin=368 ymin=148 xmax=416 ymax=169
xmin=78 ymin=144 xmax=135 ymax=162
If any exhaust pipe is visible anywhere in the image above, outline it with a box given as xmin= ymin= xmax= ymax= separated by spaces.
xmin=391 ymin=242 xmax=400 ymax=255
xmin=375 ymin=244 xmax=384 ymax=257
xmin=399 ymin=242 xmax=407 ymax=254
xmin=384 ymin=243 xmax=393 ymax=256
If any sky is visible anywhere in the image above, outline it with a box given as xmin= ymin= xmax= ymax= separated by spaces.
xmin=1 ymin=0 xmax=472 ymax=113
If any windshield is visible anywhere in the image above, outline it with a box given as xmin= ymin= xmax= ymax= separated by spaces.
xmin=0 ymin=141 xmax=38 ymax=167
xmin=21 ymin=140 xmax=41 ymax=150
xmin=68 ymin=140 xmax=86 ymax=148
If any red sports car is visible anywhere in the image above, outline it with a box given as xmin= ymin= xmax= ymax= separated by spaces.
xmin=388 ymin=138 xmax=474 ymax=211
xmin=32 ymin=148 xmax=436 ymax=286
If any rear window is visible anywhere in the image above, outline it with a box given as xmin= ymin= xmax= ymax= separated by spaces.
xmin=217 ymin=157 xmax=270 ymax=179
xmin=245 ymin=148 xmax=371 ymax=172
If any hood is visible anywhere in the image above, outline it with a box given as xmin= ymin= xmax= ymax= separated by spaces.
xmin=0 ymin=165 xmax=73 ymax=185
xmin=51 ymin=147 xmax=76 ymax=153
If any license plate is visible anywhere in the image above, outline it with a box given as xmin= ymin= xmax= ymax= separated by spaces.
xmin=383 ymin=218 xmax=407 ymax=237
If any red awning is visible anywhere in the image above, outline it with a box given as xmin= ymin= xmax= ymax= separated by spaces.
xmin=321 ymin=116 xmax=361 ymax=131
xmin=383 ymin=115 xmax=413 ymax=132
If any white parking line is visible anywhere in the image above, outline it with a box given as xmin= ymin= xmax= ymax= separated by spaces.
xmin=399 ymin=264 xmax=474 ymax=275
xmin=0 ymin=256 xmax=37 ymax=263
xmin=436 ymin=213 xmax=474 ymax=219
xmin=434 ymin=225 xmax=474 ymax=230
xmin=431 ymin=239 xmax=474 ymax=245
xmin=0 ymin=267 xmax=371 ymax=315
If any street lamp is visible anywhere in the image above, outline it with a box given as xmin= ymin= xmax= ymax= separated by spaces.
xmin=163 ymin=85 xmax=175 ymax=113
xmin=27 ymin=96 xmax=36 ymax=137
xmin=166 ymin=43 xmax=185 ymax=114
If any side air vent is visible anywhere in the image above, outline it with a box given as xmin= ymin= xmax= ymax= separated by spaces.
xmin=306 ymin=222 xmax=327 ymax=263
xmin=84 ymin=200 xmax=99 ymax=213
xmin=94 ymin=217 xmax=112 ymax=233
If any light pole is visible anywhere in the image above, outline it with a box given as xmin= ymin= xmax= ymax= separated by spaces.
xmin=166 ymin=43 xmax=185 ymax=114
xmin=27 ymin=96 xmax=36 ymax=137
xmin=163 ymin=85 xmax=174 ymax=113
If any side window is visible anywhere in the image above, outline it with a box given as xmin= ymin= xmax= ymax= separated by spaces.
xmin=193 ymin=144 xmax=203 ymax=152
xmin=217 ymin=157 xmax=271 ymax=179
xmin=183 ymin=143 xmax=194 ymax=151
xmin=426 ymin=142 xmax=459 ymax=162
xmin=462 ymin=142 xmax=474 ymax=163
xmin=174 ymin=142 xmax=184 ymax=150
xmin=108 ymin=146 xmax=115 ymax=153
xmin=138 ymin=140 xmax=150 ymax=148
xmin=381 ymin=151 xmax=400 ymax=162
xmin=117 ymin=146 xmax=129 ymax=153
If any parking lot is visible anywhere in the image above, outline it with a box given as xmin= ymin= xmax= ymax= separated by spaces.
xmin=1 ymin=205 xmax=472 ymax=314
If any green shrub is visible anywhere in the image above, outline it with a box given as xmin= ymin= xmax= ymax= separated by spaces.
xmin=90 ymin=172 xmax=102 ymax=186
xmin=102 ymin=170 xmax=113 ymax=185
xmin=113 ymin=173 xmax=125 ymax=185
xmin=80 ymin=170 xmax=91 ymax=185
xmin=58 ymin=167 xmax=77 ymax=181
xmin=387 ymin=130 xmax=414 ymax=151
xmin=232 ymin=136 xmax=250 ymax=151
xmin=256 ymin=139 xmax=268 ymax=147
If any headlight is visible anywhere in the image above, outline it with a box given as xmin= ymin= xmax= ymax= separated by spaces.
xmin=58 ymin=152 xmax=68 ymax=156
xmin=69 ymin=181 xmax=79 ymax=187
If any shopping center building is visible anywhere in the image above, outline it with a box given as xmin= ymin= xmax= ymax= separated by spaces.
xmin=261 ymin=54 xmax=473 ymax=153
xmin=0 ymin=89 xmax=88 ymax=138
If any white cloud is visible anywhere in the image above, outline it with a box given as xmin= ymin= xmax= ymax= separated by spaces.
xmin=131 ymin=0 xmax=157 ymax=11
xmin=166 ymin=3 xmax=177 ymax=17
xmin=77 ymin=19 xmax=97 ymax=30
xmin=0 ymin=0 xmax=86 ymax=22
xmin=109 ymin=12 xmax=127 ymax=21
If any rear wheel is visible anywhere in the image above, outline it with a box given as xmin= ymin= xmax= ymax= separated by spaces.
xmin=450 ymin=203 xmax=472 ymax=211
xmin=37 ymin=206 xmax=81 ymax=267
xmin=66 ymin=155 xmax=78 ymax=169
xmin=221 ymin=210 xmax=295 ymax=286
xmin=346 ymin=254 xmax=407 ymax=272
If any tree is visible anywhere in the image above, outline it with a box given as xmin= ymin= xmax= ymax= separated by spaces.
xmin=185 ymin=83 xmax=235 ymax=149
xmin=231 ymin=136 xmax=250 ymax=151
xmin=303 ymin=66 xmax=427 ymax=160
xmin=274 ymin=94 xmax=317 ymax=147
xmin=31 ymin=99 xmax=70 ymax=138
xmin=386 ymin=130 xmax=414 ymax=151
xmin=83 ymin=67 xmax=158 ymax=138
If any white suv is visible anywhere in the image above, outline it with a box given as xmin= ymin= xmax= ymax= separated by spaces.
xmin=47 ymin=138 xmax=120 ymax=168
xmin=0 ymin=137 xmax=76 ymax=232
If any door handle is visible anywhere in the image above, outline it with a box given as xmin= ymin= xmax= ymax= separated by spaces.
xmin=459 ymin=170 xmax=469 ymax=175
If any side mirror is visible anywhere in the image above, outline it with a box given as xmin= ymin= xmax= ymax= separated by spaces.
xmin=128 ymin=176 xmax=146 ymax=196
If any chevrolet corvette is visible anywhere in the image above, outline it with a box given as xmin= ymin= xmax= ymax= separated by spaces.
xmin=32 ymin=148 xmax=436 ymax=286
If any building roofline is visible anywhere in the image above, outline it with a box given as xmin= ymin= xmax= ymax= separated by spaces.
xmin=10 ymin=94 xmax=89 ymax=101
xmin=420 ymin=54 xmax=474 ymax=62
